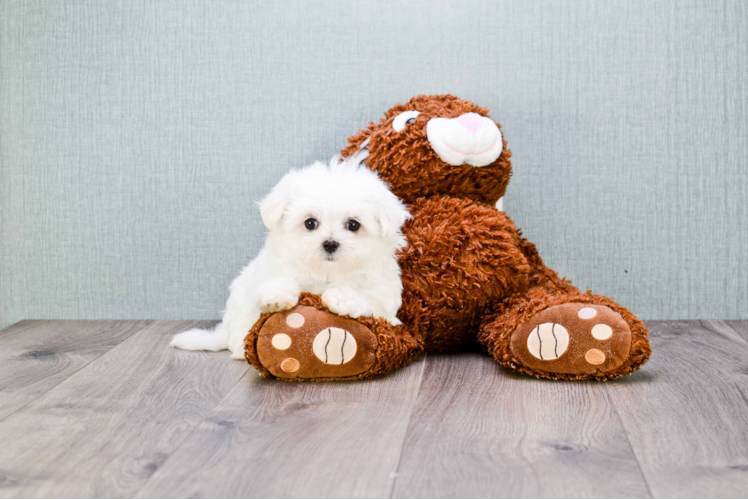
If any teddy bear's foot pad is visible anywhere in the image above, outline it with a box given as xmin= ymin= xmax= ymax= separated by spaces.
xmin=510 ymin=303 xmax=632 ymax=375
xmin=256 ymin=306 xmax=378 ymax=379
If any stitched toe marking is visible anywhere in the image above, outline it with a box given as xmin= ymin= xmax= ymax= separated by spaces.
xmin=527 ymin=323 xmax=569 ymax=361
xmin=312 ymin=327 xmax=357 ymax=364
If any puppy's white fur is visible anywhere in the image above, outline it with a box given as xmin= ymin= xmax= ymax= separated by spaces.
xmin=171 ymin=156 xmax=410 ymax=359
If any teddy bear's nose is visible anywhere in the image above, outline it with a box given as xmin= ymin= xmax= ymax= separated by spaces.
xmin=456 ymin=113 xmax=483 ymax=134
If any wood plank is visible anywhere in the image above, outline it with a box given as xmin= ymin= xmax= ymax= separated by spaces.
xmin=608 ymin=320 xmax=748 ymax=498
xmin=0 ymin=320 xmax=249 ymax=498
xmin=391 ymin=352 xmax=650 ymax=498
xmin=728 ymin=320 xmax=748 ymax=342
xmin=0 ymin=320 xmax=150 ymax=422
xmin=135 ymin=355 xmax=427 ymax=498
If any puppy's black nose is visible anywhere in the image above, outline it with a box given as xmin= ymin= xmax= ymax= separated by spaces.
xmin=322 ymin=239 xmax=339 ymax=254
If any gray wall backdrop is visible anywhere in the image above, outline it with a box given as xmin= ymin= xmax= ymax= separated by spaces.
xmin=2 ymin=0 xmax=747 ymax=330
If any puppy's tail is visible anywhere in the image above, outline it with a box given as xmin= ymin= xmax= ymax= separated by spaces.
xmin=170 ymin=322 xmax=229 ymax=352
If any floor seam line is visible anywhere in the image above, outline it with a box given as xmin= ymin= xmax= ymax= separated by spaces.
xmin=717 ymin=320 xmax=748 ymax=346
xmin=131 ymin=363 xmax=251 ymax=498
xmin=607 ymin=384 xmax=656 ymax=499
xmin=388 ymin=352 xmax=428 ymax=499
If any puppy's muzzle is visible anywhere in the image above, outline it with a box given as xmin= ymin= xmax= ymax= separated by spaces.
xmin=322 ymin=239 xmax=339 ymax=254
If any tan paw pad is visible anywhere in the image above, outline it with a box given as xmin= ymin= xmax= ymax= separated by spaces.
xmin=527 ymin=323 xmax=569 ymax=360
xmin=511 ymin=303 xmax=632 ymax=375
xmin=255 ymin=306 xmax=378 ymax=379
xmin=312 ymin=328 xmax=357 ymax=364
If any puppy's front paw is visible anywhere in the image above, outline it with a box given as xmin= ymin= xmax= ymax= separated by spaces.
xmin=257 ymin=288 xmax=299 ymax=313
xmin=255 ymin=277 xmax=300 ymax=313
xmin=321 ymin=286 xmax=374 ymax=319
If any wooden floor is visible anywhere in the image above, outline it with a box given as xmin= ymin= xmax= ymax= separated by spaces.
xmin=0 ymin=320 xmax=747 ymax=498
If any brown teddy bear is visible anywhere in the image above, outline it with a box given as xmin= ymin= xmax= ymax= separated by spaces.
xmin=245 ymin=94 xmax=651 ymax=381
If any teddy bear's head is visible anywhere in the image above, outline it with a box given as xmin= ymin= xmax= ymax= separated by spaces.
xmin=341 ymin=94 xmax=511 ymax=205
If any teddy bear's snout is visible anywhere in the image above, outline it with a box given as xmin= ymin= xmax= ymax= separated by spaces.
xmin=426 ymin=113 xmax=503 ymax=168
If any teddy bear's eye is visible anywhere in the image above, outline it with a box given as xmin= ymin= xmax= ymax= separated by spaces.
xmin=392 ymin=111 xmax=421 ymax=132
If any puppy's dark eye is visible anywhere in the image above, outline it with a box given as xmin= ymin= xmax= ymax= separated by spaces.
xmin=304 ymin=218 xmax=318 ymax=230
xmin=406 ymin=118 xmax=416 ymax=125
xmin=346 ymin=219 xmax=360 ymax=232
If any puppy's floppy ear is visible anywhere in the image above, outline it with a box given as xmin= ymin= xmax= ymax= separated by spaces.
xmin=259 ymin=175 xmax=294 ymax=230
xmin=376 ymin=190 xmax=410 ymax=239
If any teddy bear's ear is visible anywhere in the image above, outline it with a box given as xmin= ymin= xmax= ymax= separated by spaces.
xmin=350 ymin=137 xmax=370 ymax=167
xmin=376 ymin=188 xmax=410 ymax=240
xmin=259 ymin=176 xmax=293 ymax=230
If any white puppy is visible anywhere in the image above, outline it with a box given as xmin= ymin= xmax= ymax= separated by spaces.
xmin=170 ymin=156 xmax=410 ymax=359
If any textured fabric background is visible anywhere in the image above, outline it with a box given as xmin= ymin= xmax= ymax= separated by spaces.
xmin=1 ymin=0 xmax=746 ymax=329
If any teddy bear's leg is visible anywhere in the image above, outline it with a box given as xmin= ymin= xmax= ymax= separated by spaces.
xmin=244 ymin=293 xmax=423 ymax=381
xmin=478 ymin=241 xmax=651 ymax=381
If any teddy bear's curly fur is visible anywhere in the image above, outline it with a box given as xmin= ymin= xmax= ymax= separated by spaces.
xmin=245 ymin=95 xmax=651 ymax=381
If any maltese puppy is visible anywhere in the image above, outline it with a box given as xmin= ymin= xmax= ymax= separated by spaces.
xmin=170 ymin=156 xmax=410 ymax=359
